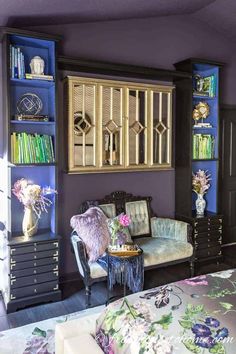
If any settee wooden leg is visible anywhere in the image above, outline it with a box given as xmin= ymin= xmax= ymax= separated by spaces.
xmin=190 ymin=260 xmax=195 ymax=278
xmin=85 ymin=285 xmax=91 ymax=308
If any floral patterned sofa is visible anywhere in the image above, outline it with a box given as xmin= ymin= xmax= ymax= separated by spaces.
xmin=71 ymin=191 xmax=193 ymax=307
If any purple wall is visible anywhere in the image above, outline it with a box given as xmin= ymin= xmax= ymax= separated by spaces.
xmin=0 ymin=14 xmax=235 ymax=275
xmin=30 ymin=15 xmax=236 ymax=275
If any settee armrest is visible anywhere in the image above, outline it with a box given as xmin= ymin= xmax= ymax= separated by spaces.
xmin=151 ymin=217 xmax=192 ymax=243
xmin=71 ymin=232 xmax=91 ymax=280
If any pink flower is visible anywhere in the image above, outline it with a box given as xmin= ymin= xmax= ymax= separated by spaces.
xmin=118 ymin=214 xmax=131 ymax=227
xmin=179 ymin=275 xmax=208 ymax=286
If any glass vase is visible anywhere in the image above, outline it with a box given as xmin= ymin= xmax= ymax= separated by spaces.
xmin=22 ymin=206 xmax=38 ymax=237
xmin=196 ymin=194 xmax=206 ymax=216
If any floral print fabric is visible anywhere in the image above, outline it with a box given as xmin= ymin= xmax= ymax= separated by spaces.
xmin=96 ymin=269 xmax=236 ymax=354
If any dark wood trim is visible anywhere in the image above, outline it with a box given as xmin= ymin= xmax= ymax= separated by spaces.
xmin=174 ymin=57 xmax=225 ymax=69
xmin=0 ymin=26 xmax=61 ymax=42
xmin=58 ymin=55 xmax=191 ymax=81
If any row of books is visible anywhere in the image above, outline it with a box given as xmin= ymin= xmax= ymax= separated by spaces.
xmin=9 ymin=45 xmax=54 ymax=81
xmin=193 ymin=134 xmax=215 ymax=159
xmin=10 ymin=45 xmax=25 ymax=79
xmin=11 ymin=132 xmax=55 ymax=164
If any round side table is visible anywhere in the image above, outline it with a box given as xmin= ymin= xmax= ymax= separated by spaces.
xmin=106 ymin=248 xmax=143 ymax=304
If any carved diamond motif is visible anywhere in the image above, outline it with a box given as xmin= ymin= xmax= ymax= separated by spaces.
xmin=154 ymin=122 xmax=167 ymax=135
xmin=74 ymin=114 xmax=92 ymax=135
xmin=130 ymin=121 xmax=145 ymax=135
xmin=105 ymin=120 xmax=119 ymax=134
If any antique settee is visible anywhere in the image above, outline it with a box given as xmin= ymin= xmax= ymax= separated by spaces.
xmin=71 ymin=191 xmax=194 ymax=307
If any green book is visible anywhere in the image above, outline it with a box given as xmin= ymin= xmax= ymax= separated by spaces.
xmin=49 ymin=136 xmax=55 ymax=162
xmin=33 ymin=134 xmax=40 ymax=163
xmin=39 ymin=135 xmax=46 ymax=163
xmin=43 ymin=135 xmax=50 ymax=162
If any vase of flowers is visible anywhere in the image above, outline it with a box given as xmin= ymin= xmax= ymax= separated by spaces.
xmin=109 ymin=214 xmax=131 ymax=247
xmin=192 ymin=169 xmax=211 ymax=216
xmin=12 ymin=179 xmax=57 ymax=237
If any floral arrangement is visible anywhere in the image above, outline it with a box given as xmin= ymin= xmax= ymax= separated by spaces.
xmin=108 ymin=214 xmax=131 ymax=247
xmin=12 ymin=178 xmax=57 ymax=218
xmin=192 ymin=169 xmax=211 ymax=195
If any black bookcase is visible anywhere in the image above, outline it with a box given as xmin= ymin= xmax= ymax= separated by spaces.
xmin=174 ymin=58 xmax=224 ymax=270
xmin=0 ymin=27 xmax=61 ymax=312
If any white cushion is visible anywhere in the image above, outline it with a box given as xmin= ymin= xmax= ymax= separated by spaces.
xmin=90 ymin=261 xmax=107 ymax=279
xmin=135 ymin=237 xmax=193 ymax=267
xmin=64 ymin=334 xmax=103 ymax=354
xmin=55 ymin=312 xmax=102 ymax=354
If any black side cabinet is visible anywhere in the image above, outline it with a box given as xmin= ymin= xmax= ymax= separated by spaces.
xmin=177 ymin=213 xmax=223 ymax=267
xmin=3 ymin=233 xmax=61 ymax=313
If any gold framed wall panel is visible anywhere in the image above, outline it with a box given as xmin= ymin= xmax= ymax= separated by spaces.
xmin=66 ymin=76 xmax=174 ymax=174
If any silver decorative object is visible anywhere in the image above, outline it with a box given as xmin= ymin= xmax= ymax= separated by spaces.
xmin=30 ymin=56 xmax=45 ymax=75
xmin=17 ymin=93 xmax=43 ymax=116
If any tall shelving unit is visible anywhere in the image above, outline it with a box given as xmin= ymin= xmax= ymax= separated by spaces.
xmin=0 ymin=28 xmax=61 ymax=312
xmin=174 ymin=58 xmax=224 ymax=272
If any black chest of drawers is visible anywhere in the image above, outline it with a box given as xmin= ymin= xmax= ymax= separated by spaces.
xmin=177 ymin=213 xmax=223 ymax=264
xmin=5 ymin=233 xmax=61 ymax=313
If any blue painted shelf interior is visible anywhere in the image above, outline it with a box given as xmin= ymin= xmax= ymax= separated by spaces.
xmin=11 ymin=166 xmax=56 ymax=234
xmin=192 ymin=63 xmax=219 ymax=214
xmin=9 ymin=34 xmax=57 ymax=237
xmin=10 ymin=35 xmax=55 ymax=76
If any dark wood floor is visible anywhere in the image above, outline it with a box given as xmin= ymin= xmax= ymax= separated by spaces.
xmin=0 ymin=257 xmax=234 ymax=332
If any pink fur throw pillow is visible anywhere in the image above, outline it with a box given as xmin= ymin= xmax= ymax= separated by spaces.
xmin=70 ymin=207 xmax=110 ymax=263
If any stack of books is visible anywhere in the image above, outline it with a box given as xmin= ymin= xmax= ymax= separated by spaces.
xmin=25 ymin=73 xmax=54 ymax=81
xmin=11 ymin=132 xmax=55 ymax=164
xmin=193 ymin=134 xmax=215 ymax=159
xmin=10 ymin=45 xmax=25 ymax=79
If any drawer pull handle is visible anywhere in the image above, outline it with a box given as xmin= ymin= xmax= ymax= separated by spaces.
xmin=53 ymin=266 xmax=58 ymax=271
xmin=53 ymin=285 xmax=59 ymax=290
xmin=53 ymin=251 xmax=59 ymax=257
xmin=10 ymin=274 xmax=16 ymax=279
xmin=10 ymin=294 xmax=16 ymax=300
xmin=53 ymin=242 xmax=59 ymax=247
xmin=11 ymin=279 xmax=16 ymax=285
xmin=34 ymin=262 xmax=37 ymax=267
xmin=10 ymin=248 xmax=16 ymax=255
xmin=53 ymin=257 xmax=58 ymax=262
xmin=34 ymin=279 xmax=37 ymax=283
xmin=34 ymin=243 xmax=37 ymax=247
xmin=219 ymin=219 xmax=222 ymax=223
xmin=34 ymin=255 xmax=37 ymax=259
xmin=34 ymin=270 xmax=37 ymax=274
xmin=11 ymin=264 xmax=16 ymax=270
xmin=10 ymin=259 xmax=16 ymax=264
xmin=34 ymin=248 xmax=37 ymax=252
xmin=34 ymin=289 xmax=37 ymax=293
xmin=54 ymin=271 xmax=59 ymax=276
xmin=218 ymin=251 xmax=222 ymax=255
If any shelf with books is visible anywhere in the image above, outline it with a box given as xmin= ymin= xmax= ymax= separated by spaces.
xmin=1 ymin=28 xmax=61 ymax=311
xmin=175 ymin=58 xmax=223 ymax=217
xmin=10 ymin=85 xmax=56 ymax=121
